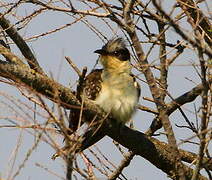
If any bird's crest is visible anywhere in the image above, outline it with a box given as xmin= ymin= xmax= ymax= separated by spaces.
xmin=102 ymin=37 xmax=127 ymax=53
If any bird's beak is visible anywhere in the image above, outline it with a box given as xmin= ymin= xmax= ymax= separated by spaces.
xmin=94 ymin=49 xmax=107 ymax=55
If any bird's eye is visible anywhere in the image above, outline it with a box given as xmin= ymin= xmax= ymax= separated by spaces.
xmin=114 ymin=51 xmax=120 ymax=55
xmin=112 ymin=49 xmax=130 ymax=61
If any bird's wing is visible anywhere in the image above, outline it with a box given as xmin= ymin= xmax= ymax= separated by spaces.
xmin=83 ymin=69 xmax=103 ymax=100
xmin=69 ymin=69 xmax=103 ymax=132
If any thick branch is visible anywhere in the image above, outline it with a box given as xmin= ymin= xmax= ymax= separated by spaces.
xmin=0 ymin=13 xmax=44 ymax=74
xmin=106 ymin=122 xmax=208 ymax=180
xmin=147 ymin=82 xmax=210 ymax=134
xmin=157 ymin=19 xmax=168 ymax=101
xmin=0 ymin=47 xmax=210 ymax=179
xmin=128 ymin=20 xmax=186 ymax=179
xmin=167 ymin=83 xmax=205 ymax=115
xmin=0 ymin=60 xmax=79 ymax=109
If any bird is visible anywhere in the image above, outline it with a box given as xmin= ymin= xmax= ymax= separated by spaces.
xmin=69 ymin=37 xmax=140 ymax=132
xmin=52 ymin=37 xmax=140 ymax=159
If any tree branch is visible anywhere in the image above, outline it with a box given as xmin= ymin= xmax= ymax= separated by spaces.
xmin=108 ymin=151 xmax=135 ymax=180
xmin=0 ymin=13 xmax=44 ymax=74
xmin=177 ymin=0 xmax=212 ymax=47
xmin=147 ymin=81 xmax=211 ymax=135
xmin=126 ymin=16 xmax=186 ymax=180
xmin=0 ymin=47 xmax=210 ymax=179
xmin=152 ymin=0 xmax=212 ymax=58
xmin=27 ymin=0 xmax=110 ymax=17
xmin=106 ymin=122 xmax=208 ymax=180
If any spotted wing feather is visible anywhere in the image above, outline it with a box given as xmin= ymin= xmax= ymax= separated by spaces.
xmin=83 ymin=69 xmax=103 ymax=100
xmin=69 ymin=69 xmax=103 ymax=132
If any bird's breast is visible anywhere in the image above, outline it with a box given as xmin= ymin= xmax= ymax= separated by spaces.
xmin=94 ymin=75 xmax=139 ymax=124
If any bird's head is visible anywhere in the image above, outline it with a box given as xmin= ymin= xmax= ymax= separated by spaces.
xmin=94 ymin=38 xmax=131 ymax=71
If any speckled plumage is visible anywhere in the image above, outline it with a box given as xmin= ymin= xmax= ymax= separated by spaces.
xmin=56 ymin=38 xmax=142 ymax=160
xmin=83 ymin=69 xmax=103 ymax=100
xmin=82 ymin=37 xmax=140 ymax=124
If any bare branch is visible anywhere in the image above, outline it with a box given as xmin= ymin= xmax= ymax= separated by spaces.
xmin=1 ymin=42 xmax=210 ymax=179
xmin=108 ymin=151 xmax=135 ymax=180
xmin=65 ymin=56 xmax=82 ymax=77
xmin=127 ymin=13 xmax=186 ymax=180
xmin=152 ymin=0 xmax=212 ymax=58
xmin=192 ymin=33 xmax=209 ymax=180
xmin=0 ymin=13 xmax=44 ymax=74
xmin=177 ymin=0 xmax=212 ymax=47
xmin=27 ymin=0 xmax=110 ymax=17
xmin=106 ymin=122 xmax=208 ymax=180
xmin=147 ymin=81 xmax=210 ymax=134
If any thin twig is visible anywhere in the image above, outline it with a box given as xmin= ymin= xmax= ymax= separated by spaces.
xmin=65 ymin=56 xmax=82 ymax=77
